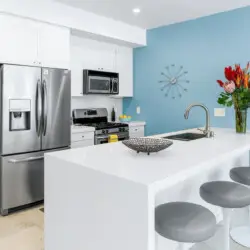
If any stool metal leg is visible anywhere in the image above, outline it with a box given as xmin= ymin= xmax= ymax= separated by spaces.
xmin=155 ymin=233 xmax=158 ymax=250
xmin=230 ymin=206 xmax=250 ymax=248
xmin=222 ymin=208 xmax=232 ymax=250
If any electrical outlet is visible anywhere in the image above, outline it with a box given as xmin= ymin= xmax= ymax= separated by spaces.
xmin=214 ymin=108 xmax=225 ymax=117
xmin=136 ymin=106 xmax=141 ymax=114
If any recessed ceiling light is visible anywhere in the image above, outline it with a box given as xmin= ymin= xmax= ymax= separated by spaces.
xmin=132 ymin=8 xmax=141 ymax=14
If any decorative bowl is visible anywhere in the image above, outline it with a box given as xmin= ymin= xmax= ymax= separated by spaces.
xmin=119 ymin=117 xmax=132 ymax=122
xmin=122 ymin=138 xmax=173 ymax=155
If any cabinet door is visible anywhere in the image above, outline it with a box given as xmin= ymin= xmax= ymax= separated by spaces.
xmin=71 ymin=140 xmax=94 ymax=148
xmin=82 ymin=43 xmax=115 ymax=72
xmin=0 ymin=14 xmax=38 ymax=66
xmin=38 ymin=23 xmax=70 ymax=69
xmin=70 ymin=37 xmax=115 ymax=96
xmin=116 ymin=47 xmax=133 ymax=97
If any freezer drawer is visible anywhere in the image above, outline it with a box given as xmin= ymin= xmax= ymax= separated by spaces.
xmin=0 ymin=151 xmax=44 ymax=214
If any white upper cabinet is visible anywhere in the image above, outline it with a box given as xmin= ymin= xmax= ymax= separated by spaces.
xmin=115 ymin=46 xmax=133 ymax=97
xmin=79 ymin=38 xmax=115 ymax=72
xmin=70 ymin=37 xmax=116 ymax=96
xmin=70 ymin=36 xmax=133 ymax=97
xmin=0 ymin=15 xmax=39 ymax=66
xmin=0 ymin=14 xmax=70 ymax=69
xmin=38 ymin=23 xmax=70 ymax=69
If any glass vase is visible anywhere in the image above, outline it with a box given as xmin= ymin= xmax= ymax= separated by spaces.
xmin=235 ymin=108 xmax=247 ymax=133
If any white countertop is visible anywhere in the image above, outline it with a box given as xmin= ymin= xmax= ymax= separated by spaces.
xmin=115 ymin=120 xmax=146 ymax=127
xmin=71 ymin=125 xmax=95 ymax=133
xmin=48 ymin=128 xmax=250 ymax=188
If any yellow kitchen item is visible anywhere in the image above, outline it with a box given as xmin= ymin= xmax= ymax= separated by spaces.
xmin=108 ymin=134 xmax=118 ymax=143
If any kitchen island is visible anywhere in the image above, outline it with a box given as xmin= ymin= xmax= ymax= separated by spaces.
xmin=44 ymin=128 xmax=250 ymax=250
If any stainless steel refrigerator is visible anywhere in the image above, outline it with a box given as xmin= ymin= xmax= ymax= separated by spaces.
xmin=0 ymin=64 xmax=71 ymax=215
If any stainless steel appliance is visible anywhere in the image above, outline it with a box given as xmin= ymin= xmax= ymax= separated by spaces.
xmin=0 ymin=64 xmax=71 ymax=215
xmin=72 ymin=108 xmax=129 ymax=144
xmin=83 ymin=70 xmax=119 ymax=95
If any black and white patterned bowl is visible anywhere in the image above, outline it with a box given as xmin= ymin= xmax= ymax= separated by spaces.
xmin=122 ymin=138 xmax=173 ymax=155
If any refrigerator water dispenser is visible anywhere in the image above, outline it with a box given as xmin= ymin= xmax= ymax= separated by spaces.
xmin=9 ymin=99 xmax=31 ymax=131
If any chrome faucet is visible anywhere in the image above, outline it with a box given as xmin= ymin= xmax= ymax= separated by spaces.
xmin=184 ymin=103 xmax=214 ymax=138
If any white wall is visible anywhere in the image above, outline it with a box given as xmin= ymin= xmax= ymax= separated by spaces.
xmin=72 ymin=97 xmax=122 ymax=121
xmin=0 ymin=0 xmax=146 ymax=47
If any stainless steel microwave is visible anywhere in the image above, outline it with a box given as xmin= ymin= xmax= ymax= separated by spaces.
xmin=83 ymin=70 xmax=119 ymax=95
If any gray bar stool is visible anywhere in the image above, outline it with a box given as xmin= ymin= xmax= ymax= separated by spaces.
xmin=230 ymin=167 xmax=250 ymax=248
xmin=155 ymin=202 xmax=216 ymax=250
xmin=200 ymin=181 xmax=250 ymax=250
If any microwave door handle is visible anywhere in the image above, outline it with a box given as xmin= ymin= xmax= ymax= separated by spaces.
xmin=109 ymin=79 xmax=112 ymax=93
xmin=36 ymin=79 xmax=42 ymax=137
xmin=42 ymin=80 xmax=48 ymax=136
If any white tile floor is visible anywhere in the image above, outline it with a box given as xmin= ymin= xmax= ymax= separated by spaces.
xmin=0 ymin=206 xmax=248 ymax=250
xmin=0 ymin=206 xmax=43 ymax=250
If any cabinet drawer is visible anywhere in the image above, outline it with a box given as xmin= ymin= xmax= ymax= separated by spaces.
xmin=129 ymin=126 xmax=145 ymax=138
xmin=71 ymin=132 xmax=94 ymax=142
xmin=129 ymin=126 xmax=144 ymax=134
xmin=71 ymin=140 xmax=94 ymax=149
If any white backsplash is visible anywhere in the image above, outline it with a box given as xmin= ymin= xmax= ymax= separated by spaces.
xmin=71 ymin=96 xmax=123 ymax=121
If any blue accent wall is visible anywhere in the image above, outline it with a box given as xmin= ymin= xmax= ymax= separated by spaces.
xmin=123 ymin=7 xmax=250 ymax=136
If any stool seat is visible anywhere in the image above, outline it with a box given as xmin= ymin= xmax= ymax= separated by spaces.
xmin=230 ymin=167 xmax=250 ymax=186
xmin=200 ymin=181 xmax=250 ymax=208
xmin=155 ymin=202 xmax=216 ymax=243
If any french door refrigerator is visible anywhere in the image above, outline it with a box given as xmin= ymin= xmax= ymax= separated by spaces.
xmin=0 ymin=64 xmax=71 ymax=215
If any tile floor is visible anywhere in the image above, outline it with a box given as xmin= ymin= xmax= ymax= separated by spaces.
xmin=0 ymin=206 xmax=43 ymax=250
xmin=0 ymin=206 xmax=248 ymax=250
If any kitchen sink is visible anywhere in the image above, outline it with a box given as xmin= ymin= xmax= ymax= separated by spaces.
xmin=163 ymin=132 xmax=206 ymax=141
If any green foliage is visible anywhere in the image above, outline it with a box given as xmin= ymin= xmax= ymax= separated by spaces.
xmin=218 ymin=88 xmax=250 ymax=109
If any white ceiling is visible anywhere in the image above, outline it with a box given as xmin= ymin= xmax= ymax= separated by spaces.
xmin=55 ymin=0 xmax=250 ymax=29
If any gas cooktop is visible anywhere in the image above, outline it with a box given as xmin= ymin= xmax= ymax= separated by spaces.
xmin=76 ymin=122 xmax=128 ymax=130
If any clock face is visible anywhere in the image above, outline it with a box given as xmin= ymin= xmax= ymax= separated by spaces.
xmin=158 ymin=64 xmax=190 ymax=99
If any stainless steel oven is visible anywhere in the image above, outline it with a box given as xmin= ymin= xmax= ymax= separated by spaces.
xmin=83 ymin=70 xmax=119 ymax=95
xmin=95 ymin=132 xmax=129 ymax=145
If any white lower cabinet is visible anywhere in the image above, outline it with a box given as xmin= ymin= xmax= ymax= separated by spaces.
xmin=71 ymin=140 xmax=94 ymax=148
xmin=71 ymin=132 xmax=94 ymax=148
xmin=129 ymin=126 xmax=145 ymax=138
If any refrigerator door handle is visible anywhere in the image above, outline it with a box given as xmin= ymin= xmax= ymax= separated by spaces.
xmin=8 ymin=156 xmax=44 ymax=164
xmin=36 ymin=79 xmax=42 ymax=137
xmin=42 ymin=79 xmax=48 ymax=136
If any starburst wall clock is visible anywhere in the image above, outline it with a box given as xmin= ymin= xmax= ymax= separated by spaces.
xmin=158 ymin=64 xmax=190 ymax=99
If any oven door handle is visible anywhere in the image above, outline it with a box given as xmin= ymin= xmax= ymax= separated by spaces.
xmin=8 ymin=156 xmax=44 ymax=164
xmin=97 ymin=136 xmax=109 ymax=140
